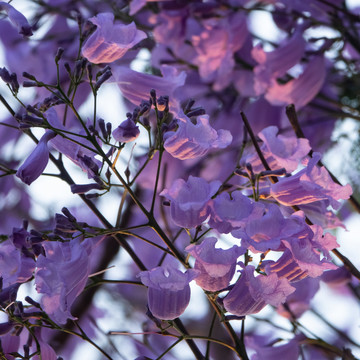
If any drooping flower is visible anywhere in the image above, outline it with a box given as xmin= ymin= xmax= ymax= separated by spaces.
xmin=82 ymin=12 xmax=146 ymax=64
xmin=35 ymin=238 xmax=93 ymax=324
xmin=186 ymin=237 xmax=244 ymax=291
xmin=270 ymin=153 xmax=353 ymax=209
xmin=160 ymin=176 xmax=221 ymax=228
xmin=252 ymin=27 xmax=306 ymax=95
xmin=138 ymin=265 xmax=198 ymax=320
xmin=265 ymin=56 xmax=326 ymax=109
xmin=223 ymin=265 xmax=295 ymax=317
xmin=191 ymin=12 xmax=249 ymax=91
xmin=163 ymin=115 xmax=232 ymax=160
xmin=16 ymin=131 xmax=56 ymax=185
xmin=0 ymin=2 xmax=32 ymax=37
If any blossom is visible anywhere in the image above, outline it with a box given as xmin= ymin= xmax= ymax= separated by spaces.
xmin=35 ymin=238 xmax=93 ymax=324
xmin=270 ymin=153 xmax=353 ymax=209
xmin=191 ymin=12 xmax=248 ymax=90
xmin=232 ymin=206 xmax=310 ymax=253
xmin=16 ymin=131 xmax=56 ymax=185
xmin=82 ymin=13 xmax=146 ymax=64
xmin=0 ymin=2 xmax=32 ymax=37
xmin=209 ymin=191 xmax=264 ymax=234
xmin=113 ymin=118 xmax=140 ymax=143
xmin=265 ymin=56 xmax=326 ymax=109
xmin=163 ymin=115 xmax=232 ymax=160
xmin=138 ymin=265 xmax=198 ymax=320
xmin=186 ymin=237 xmax=244 ymax=291
xmin=112 ymin=65 xmax=186 ymax=110
xmin=160 ymin=176 xmax=221 ymax=228
xmin=0 ymin=240 xmax=35 ymax=288
xmin=223 ymin=265 xmax=295 ymax=317
xmin=252 ymin=28 xmax=305 ymax=95
xmin=258 ymin=126 xmax=311 ymax=172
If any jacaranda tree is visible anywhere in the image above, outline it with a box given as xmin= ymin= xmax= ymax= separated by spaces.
xmin=0 ymin=0 xmax=360 ymax=359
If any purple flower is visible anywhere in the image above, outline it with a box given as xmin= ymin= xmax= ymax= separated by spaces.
xmin=0 ymin=2 xmax=32 ymax=37
xmin=0 ymin=240 xmax=35 ymax=288
xmin=82 ymin=13 xmax=146 ymax=64
xmin=160 ymin=176 xmax=221 ymax=228
xmin=232 ymin=206 xmax=310 ymax=253
xmin=223 ymin=265 xmax=295 ymax=317
xmin=270 ymin=153 xmax=353 ymax=209
xmin=112 ymin=65 xmax=186 ymax=110
xmin=191 ymin=13 xmax=248 ymax=90
xmin=257 ymin=126 xmax=311 ymax=172
xmin=246 ymin=334 xmax=302 ymax=360
xmin=252 ymin=27 xmax=305 ymax=95
xmin=35 ymin=239 xmax=93 ymax=324
xmin=186 ymin=237 xmax=244 ymax=291
xmin=16 ymin=131 xmax=56 ymax=185
xmin=164 ymin=115 xmax=232 ymax=160
xmin=265 ymin=56 xmax=326 ymax=109
xmin=209 ymin=191 xmax=264 ymax=234
xmin=138 ymin=265 xmax=198 ymax=320
xmin=113 ymin=118 xmax=140 ymax=143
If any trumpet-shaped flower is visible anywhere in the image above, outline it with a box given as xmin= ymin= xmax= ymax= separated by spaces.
xmin=223 ymin=265 xmax=295 ymax=317
xmin=138 ymin=265 xmax=198 ymax=320
xmin=160 ymin=176 xmax=221 ymax=228
xmin=270 ymin=153 xmax=352 ymax=209
xmin=82 ymin=12 xmax=146 ymax=64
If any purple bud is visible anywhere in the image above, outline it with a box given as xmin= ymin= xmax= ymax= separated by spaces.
xmin=22 ymin=71 xmax=36 ymax=80
xmin=186 ymin=107 xmax=206 ymax=118
xmin=23 ymin=81 xmax=39 ymax=88
xmin=55 ymin=47 xmax=64 ymax=63
xmin=94 ymin=69 xmax=112 ymax=91
xmin=0 ymin=67 xmax=12 ymax=83
xmin=62 ymin=207 xmax=77 ymax=222
xmin=26 ymin=105 xmax=43 ymax=117
xmin=21 ymin=114 xmax=44 ymax=126
xmin=70 ymin=183 xmax=104 ymax=194
xmin=184 ymin=98 xmax=195 ymax=113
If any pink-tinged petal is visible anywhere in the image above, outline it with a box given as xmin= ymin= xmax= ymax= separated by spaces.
xmin=271 ymin=153 xmax=353 ymax=209
xmin=82 ymin=13 xmax=146 ymax=64
xmin=164 ymin=115 xmax=232 ymax=160
xmin=223 ymin=265 xmax=295 ymax=316
xmin=265 ymin=56 xmax=326 ymax=109
xmin=252 ymin=28 xmax=305 ymax=95
xmin=186 ymin=237 xmax=244 ymax=291
xmin=258 ymin=126 xmax=311 ymax=172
